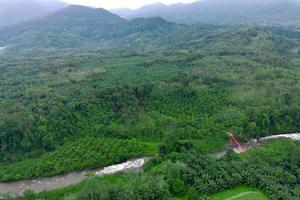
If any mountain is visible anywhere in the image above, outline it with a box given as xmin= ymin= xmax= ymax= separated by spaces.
xmin=111 ymin=0 xmax=300 ymax=25
xmin=251 ymin=0 xmax=300 ymax=24
xmin=112 ymin=3 xmax=169 ymax=18
xmin=0 ymin=0 xmax=68 ymax=27
xmin=0 ymin=5 xmax=180 ymax=51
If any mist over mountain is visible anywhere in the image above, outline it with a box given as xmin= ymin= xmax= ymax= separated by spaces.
xmin=0 ymin=0 xmax=68 ymax=27
xmin=0 ymin=5 xmax=180 ymax=51
xmin=111 ymin=0 xmax=300 ymax=25
xmin=2 ymin=0 xmax=300 ymax=52
xmin=3 ymin=0 xmax=300 ymax=28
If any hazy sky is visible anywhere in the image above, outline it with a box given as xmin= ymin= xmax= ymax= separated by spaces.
xmin=61 ymin=0 xmax=198 ymax=9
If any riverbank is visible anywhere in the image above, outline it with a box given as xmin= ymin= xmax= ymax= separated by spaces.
xmin=1 ymin=133 xmax=299 ymax=197
xmin=0 ymin=158 xmax=148 ymax=197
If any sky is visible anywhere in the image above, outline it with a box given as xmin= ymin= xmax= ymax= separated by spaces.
xmin=61 ymin=0 xmax=198 ymax=9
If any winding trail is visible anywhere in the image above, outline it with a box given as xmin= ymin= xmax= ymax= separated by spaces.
xmin=0 ymin=133 xmax=299 ymax=197
xmin=224 ymin=191 xmax=264 ymax=200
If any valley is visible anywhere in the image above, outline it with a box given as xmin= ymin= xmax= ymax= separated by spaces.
xmin=0 ymin=1 xmax=300 ymax=200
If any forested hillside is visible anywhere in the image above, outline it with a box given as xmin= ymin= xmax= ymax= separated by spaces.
xmin=112 ymin=0 xmax=300 ymax=25
xmin=0 ymin=5 xmax=180 ymax=52
xmin=0 ymin=3 xmax=300 ymax=200
xmin=1 ymin=24 xmax=300 ymax=176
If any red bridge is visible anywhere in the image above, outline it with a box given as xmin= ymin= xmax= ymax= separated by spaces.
xmin=228 ymin=132 xmax=248 ymax=152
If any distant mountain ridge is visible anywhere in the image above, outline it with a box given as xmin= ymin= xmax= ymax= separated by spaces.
xmin=0 ymin=0 xmax=68 ymax=27
xmin=111 ymin=0 xmax=300 ymax=25
xmin=0 ymin=5 xmax=181 ymax=52
xmin=2 ymin=0 xmax=300 ymax=53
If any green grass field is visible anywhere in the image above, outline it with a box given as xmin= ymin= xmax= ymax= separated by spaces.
xmin=209 ymin=186 xmax=270 ymax=200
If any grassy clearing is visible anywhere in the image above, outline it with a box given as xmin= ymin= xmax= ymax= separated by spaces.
xmin=209 ymin=186 xmax=270 ymax=200
xmin=224 ymin=192 xmax=269 ymax=200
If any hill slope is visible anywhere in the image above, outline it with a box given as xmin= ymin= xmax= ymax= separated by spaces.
xmin=0 ymin=5 xmax=180 ymax=52
xmin=111 ymin=0 xmax=300 ymax=25
xmin=0 ymin=0 xmax=67 ymax=27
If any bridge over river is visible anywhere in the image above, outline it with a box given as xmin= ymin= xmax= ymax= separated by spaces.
xmin=0 ymin=133 xmax=299 ymax=197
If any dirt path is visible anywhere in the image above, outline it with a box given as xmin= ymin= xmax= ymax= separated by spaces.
xmin=215 ymin=133 xmax=300 ymax=158
xmin=260 ymin=133 xmax=300 ymax=141
xmin=225 ymin=191 xmax=264 ymax=200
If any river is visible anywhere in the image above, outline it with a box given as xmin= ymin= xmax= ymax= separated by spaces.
xmin=0 ymin=158 xmax=148 ymax=197
xmin=0 ymin=133 xmax=299 ymax=197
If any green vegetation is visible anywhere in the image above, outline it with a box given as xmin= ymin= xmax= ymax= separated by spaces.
xmin=0 ymin=137 xmax=158 ymax=181
xmin=0 ymin=15 xmax=299 ymax=200
xmin=223 ymin=192 xmax=268 ymax=200
xmin=11 ymin=140 xmax=300 ymax=200
xmin=12 ymin=174 xmax=130 ymax=200
xmin=209 ymin=186 xmax=270 ymax=200
xmin=0 ymin=5 xmax=179 ymax=52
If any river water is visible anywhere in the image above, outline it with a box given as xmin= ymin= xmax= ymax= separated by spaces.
xmin=214 ymin=133 xmax=300 ymax=158
xmin=0 ymin=133 xmax=299 ymax=197
xmin=0 ymin=158 xmax=148 ymax=197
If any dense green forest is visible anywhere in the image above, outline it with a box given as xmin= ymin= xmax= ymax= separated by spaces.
xmin=0 ymin=137 xmax=157 ymax=181
xmin=12 ymin=140 xmax=300 ymax=200
xmin=0 ymin=23 xmax=300 ymax=199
